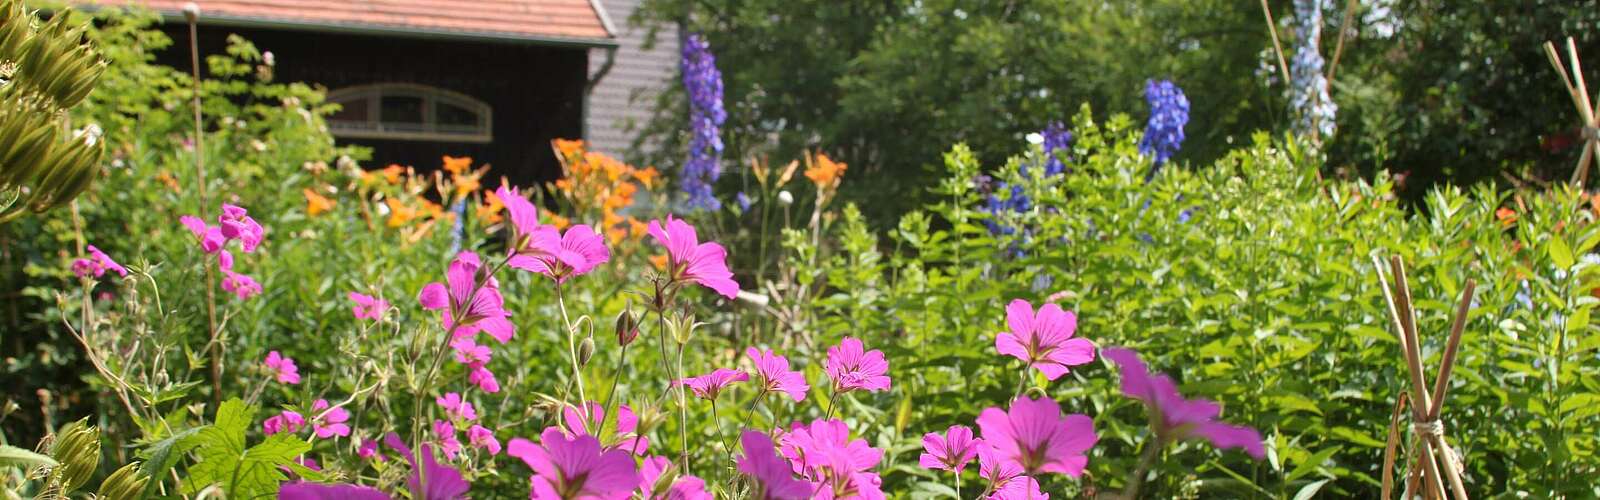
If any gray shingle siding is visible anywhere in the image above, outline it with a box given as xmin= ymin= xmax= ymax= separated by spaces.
xmin=586 ymin=0 xmax=678 ymax=162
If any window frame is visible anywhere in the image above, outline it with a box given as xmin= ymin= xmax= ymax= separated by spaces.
xmin=326 ymin=83 xmax=493 ymax=144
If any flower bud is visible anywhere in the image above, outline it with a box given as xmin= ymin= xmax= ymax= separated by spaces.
xmin=182 ymin=2 xmax=200 ymax=21
xmin=778 ymin=190 xmax=794 ymax=206
xmin=95 ymin=462 xmax=148 ymax=499
xmin=666 ymin=313 xmax=702 ymax=345
xmin=577 ymin=337 xmax=595 ymax=367
xmin=630 ymin=400 xmax=666 ymax=436
xmin=614 ymin=309 xmax=638 ymax=346
xmin=646 ymin=462 xmax=680 ymax=497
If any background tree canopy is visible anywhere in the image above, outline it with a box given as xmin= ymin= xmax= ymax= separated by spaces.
xmin=632 ymin=0 xmax=1598 ymax=222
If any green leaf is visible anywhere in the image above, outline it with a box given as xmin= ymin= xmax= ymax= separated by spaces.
xmin=0 ymin=444 xmax=58 ymax=469
xmin=1558 ymin=393 xmax=1600 ymax=420
xmin=1329 ymin=426 xmax=1386 ymax=448
xmin=1286 ymin=445 xmax=1341 ymax=482
xmin=1292 ymin=479 xmax=1332 ymax=500
xmin=911 ymin=481 xmax=961 ymax=499
xmin=137 ymin=425 xmax=207 ymax=499
xmin=183 ymin=398 xmax=308 ymax=498
xmin=1550 ymin=236 xmax=1574 ymax=269
xmin=1565 ymin=306 xmax=1590 ymax=335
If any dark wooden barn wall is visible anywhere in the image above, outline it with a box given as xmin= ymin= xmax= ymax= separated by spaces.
xmin=157 ymin=24 xmax=589 ymax=189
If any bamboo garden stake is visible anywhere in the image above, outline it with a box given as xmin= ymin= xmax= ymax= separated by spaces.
xmin=1375 ymin=256 xmax=1474 ymax=500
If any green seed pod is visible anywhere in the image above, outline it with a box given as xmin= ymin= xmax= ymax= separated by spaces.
xmin=95 ymin=462 xmax=148 ymax=500
xmin=47 ymin=418 xmax=101 ymax=494
xmin=0 ymin=2 xmax=103 ymax=222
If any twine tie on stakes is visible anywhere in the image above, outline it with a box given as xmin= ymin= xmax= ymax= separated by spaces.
xmin=1412 ymin=420 xmax=1444 ymax=438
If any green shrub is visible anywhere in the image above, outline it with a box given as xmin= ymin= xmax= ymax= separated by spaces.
xmin=777 ymin=106 xmax=1599 ymax=496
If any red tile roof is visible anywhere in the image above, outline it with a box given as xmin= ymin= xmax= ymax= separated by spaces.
xmin=94 ymin=0 xmax=615 ymax=45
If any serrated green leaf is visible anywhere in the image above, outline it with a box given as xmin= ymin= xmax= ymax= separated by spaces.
xmin=183 ymin=398 xmax=307 ymax=498
xmin=137 ymin=425 xmax=207 ymax=499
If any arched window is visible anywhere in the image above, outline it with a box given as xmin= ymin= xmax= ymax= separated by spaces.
xmin=326 ymin=83 xmax=492 ymax=143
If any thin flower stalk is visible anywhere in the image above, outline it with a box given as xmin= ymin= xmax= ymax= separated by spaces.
xmin=554 ymin=281 xmax=590 ymax=423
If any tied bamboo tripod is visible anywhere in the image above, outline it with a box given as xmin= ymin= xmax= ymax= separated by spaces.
xmin=1375 ymin=256 xmax=1473 ymax=500
xmin=1546 ymin=37 xmax=1600 ymax=187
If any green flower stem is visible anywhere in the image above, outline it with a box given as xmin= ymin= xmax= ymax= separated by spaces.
xmin=823 ymin=387 xmax=842 ymax=421
xmin=674 ymin=339 xmax=691 ymax=475
xmin=411 ymin=251 xmax=511 ymax=494
xmin=744 ymin=389 xmax=769 ymax=427
xmin=1122 ymin=436 xmax=1165 ymax=500
xmin=710 ymin=397 xmax=734 ymax=466
xmin=596 ymin=341 xmax=629 ymax=439
xmin=555 ymin=281 xmax=589 ymax=423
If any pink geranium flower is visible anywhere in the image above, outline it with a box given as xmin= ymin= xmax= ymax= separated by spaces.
xmin=263 ymin=410 xmax=305 ymax=436
xmin=747 ymin=347 xmax=809 ymax=402
xmin=217 ymin=203 xmax=264 ymax=253
xmin=264 ymin=351 xmax=300 ymax=384
xmin=676 ymin=368 xmax=749 ymax=401
xmin=638 ymin=455 xmax=712 ymax=500
xmin=451 ymin=337 xmax=492 ymax=365
xmin=179 ymin=215 xmax=226 ymax=254
xmin=434 ymin=420 xmax=463 ymax=458
xmin=496 ymin=186 xmax=562 ymax=249
xmin=221 ymin=270 xmax=262 ymax=299
xmin=561 ymin=402 xmax=649 ymax=455
xmin=468 ymin=365 xmax=500 ymax=393
xmin=508 ymin=427 xmax=640 ymax=500
xmin=1101 ymin=348 xmax=1265 ymax=459
xmin=436 ymin=392 xmax=478 ymax=422
xmin=736 ymin=430 xmax=813 ymax=500
xmin=418 ymin=251 xmax=515 ymax=343
xmin=497 ymin=186 xmax=609 ymax=283
xmin=647 ymin=216 xmax=739 ymax=299
xmin=824 ymin=337 xmax=891 ymax=393
xmin=358 ymin=439 xmax=383 ymax=461
xmin=349 ymin=291 xmax=388 ymax=320
xmin=468 ymin=424 xmax=502 ymax=455
xmin=310 ymin=399 xmax=350 ymax=439
xmin=778 ymin=419 xmax=884 ymax=499
xmin=510 ymin=226 xmax=610 ymax=283
xmin=779 ymin=419 xmax=882 ymax=476
xmin=996 ymin=299 xmax=1095 ymax=380
xmin=977 ymin=445 xmax=1048 ymax=499
xmin=975 ymin=396 xmax=1097 ymax=477
xmin=72 ymin=245 xmax=128 ymax=279
xmin=385 ymin=433 xmax=470 ymax=499
xmin=919 ymin=425 xmax=981 ymax=474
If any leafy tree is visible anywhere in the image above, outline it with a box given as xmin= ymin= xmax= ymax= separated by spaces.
xmin=634 ymin=0 xmax=1282 ymax=223
xmin=1326 ymin=0 xmax=1600 ymax=198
